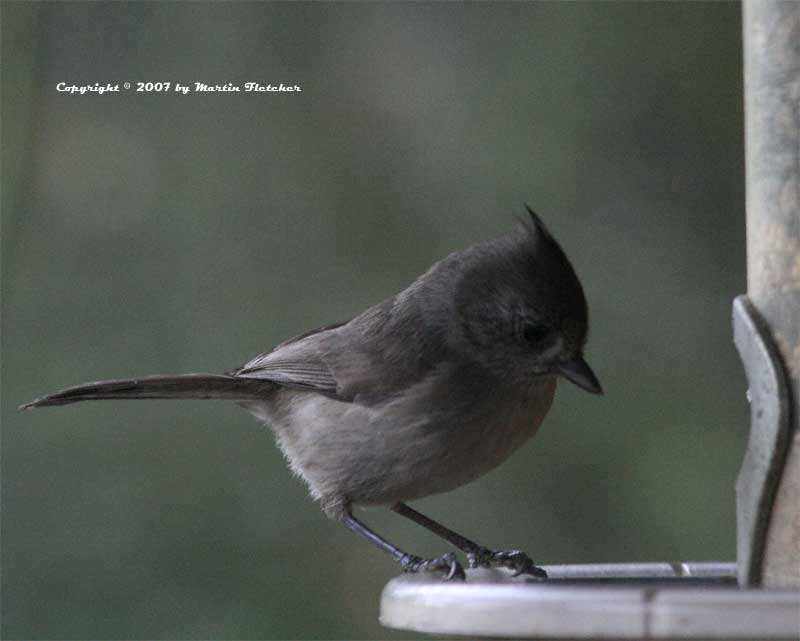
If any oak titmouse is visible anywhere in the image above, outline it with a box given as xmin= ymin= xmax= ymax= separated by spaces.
xmin=23 ymin=206 xmax=602 ymax=580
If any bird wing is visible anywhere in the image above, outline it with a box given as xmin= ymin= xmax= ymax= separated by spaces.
xmin=229 ymin=237 xmax=466 ymax=405
xmin=228 ymin=322 xmax=346 ymax=398
xmin=234 ymin=357 xmax=340 ymax=396
xmin=228 ymin=292 xmax=452 ymax=406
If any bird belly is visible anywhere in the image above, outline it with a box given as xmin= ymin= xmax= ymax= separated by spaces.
xmin=243 ymin=376 xmax=557 ymax=515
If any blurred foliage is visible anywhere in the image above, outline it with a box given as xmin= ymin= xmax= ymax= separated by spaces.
xmin=2 ymin=2 xmax=746 ymax=639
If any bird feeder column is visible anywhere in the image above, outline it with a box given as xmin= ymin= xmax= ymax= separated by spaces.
xmin=743 ymin=0 xmax=800 ymax=589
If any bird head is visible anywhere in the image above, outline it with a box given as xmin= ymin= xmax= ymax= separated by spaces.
xmin=453 ymin=206 xmax=602 ymax=395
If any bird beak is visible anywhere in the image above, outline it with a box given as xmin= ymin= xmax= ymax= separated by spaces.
xmin=557 ymin=356 xmax=603 ymax=395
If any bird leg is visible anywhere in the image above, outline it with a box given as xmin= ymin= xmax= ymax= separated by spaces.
xmin=341 ymin=509 xmax=465 ymax=580
xmin=391 ymin=502 xmax=547 ymax=578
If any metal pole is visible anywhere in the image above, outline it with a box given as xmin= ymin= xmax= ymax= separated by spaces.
xmin=742 ymin=0 xmax=800 ymax=588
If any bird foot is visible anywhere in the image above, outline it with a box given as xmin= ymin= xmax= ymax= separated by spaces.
xmin=466 ymin=548 xmax=547 ymax=578
xmin=400 ymin=551 xmax=466 ymax=581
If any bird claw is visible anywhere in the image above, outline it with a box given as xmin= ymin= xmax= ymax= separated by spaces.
xmin=466 ymin=548 xmax=547 ymax=579
xmin=400 ymin=551 xmax=466 ymax=581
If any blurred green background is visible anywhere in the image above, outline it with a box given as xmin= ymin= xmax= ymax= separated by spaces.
xmin=2 ymin=2 xmax=747 ymax=639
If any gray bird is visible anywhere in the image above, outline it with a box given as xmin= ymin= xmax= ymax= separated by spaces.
xmin=22 ymin=206 xmax=602 ymax=580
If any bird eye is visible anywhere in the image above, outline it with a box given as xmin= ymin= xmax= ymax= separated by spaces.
xmin=522 ymin=322 xmax=549 ymax=344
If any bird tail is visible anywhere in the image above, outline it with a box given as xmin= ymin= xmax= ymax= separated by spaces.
xmin=20 ymin=374 xmax=275 ymax=410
